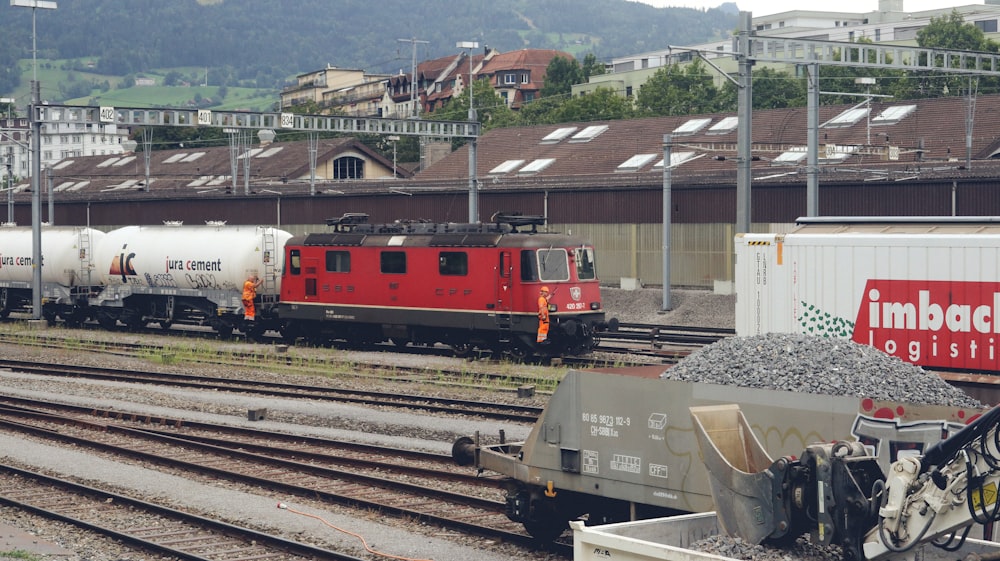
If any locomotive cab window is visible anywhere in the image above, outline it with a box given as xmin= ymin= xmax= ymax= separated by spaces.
xmin=537 ymin=248 xmax=570 ymax=282
xmin=520 ymin=250 xmax=538 ymax=281
xmin=575 ymin=247 xmax=597 ymax=280
xmin=326 ymin=250 xmax=351 ymax=273
xmin=439 ymin=251 xmax=468 ymax=276
xmin=380 ymin=251 xmax=407 ymax=274
xmin=289 ymin=249 xmax=301 ymax=275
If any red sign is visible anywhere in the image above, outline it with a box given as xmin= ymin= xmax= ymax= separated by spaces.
xmin=852 ymin=279 xmax=1000 ymax=372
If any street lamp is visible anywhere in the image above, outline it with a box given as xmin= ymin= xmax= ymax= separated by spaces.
xmin=11 ymin=0 xmax=58 ymax=321
xmin=456 ymin=41 xmax=479 ymax=121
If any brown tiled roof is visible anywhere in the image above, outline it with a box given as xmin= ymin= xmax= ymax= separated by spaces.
xmin=480 ymin=49 xmax=573 ymax=76
xmin=34 ymin=137 xmax=409 ymax=200
xmin=416 ymin=94 xmax=1000 ymax=186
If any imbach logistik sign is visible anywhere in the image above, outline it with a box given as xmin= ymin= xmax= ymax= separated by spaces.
xmin=853 ymin=279 xmax=1000 ymax=371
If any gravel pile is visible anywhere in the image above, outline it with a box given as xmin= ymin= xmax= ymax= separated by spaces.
xmin=601 ymin=287 xmax=735 ymax=328
xmin=662 ymin=332 xmax=982 ymax=408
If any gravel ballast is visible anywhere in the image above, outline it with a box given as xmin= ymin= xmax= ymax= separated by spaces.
xmin=663 ymin=332 xmax=983 ymax=408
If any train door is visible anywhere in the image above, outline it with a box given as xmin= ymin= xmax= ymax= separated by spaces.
xmin=495 ymin=251 xmax=513 ymax=329
xmin=298 ymin=252 xmax=319 ymax=301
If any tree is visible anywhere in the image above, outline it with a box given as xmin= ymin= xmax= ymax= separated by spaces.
xmin=541 ymin=55 xmax=584 ymax=97
xmin=553 ymin=87 xmax=634 ymax=122
xmin=635 ymin=59 xmax=721 ymax=116
xmin=581 ymin=53 xmax=605 ymax=79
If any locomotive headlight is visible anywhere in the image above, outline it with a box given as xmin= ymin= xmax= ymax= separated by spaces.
xmin=591 ymin=302 xmax=601 ymax=310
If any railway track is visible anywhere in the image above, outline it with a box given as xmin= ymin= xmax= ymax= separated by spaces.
xmin=0 ymin=358 xmax=544 ymax=423
xmin=0 ymin=462 xmax=361 ymax=561
xmin=0 ymin=398 xmax=573 ymax=555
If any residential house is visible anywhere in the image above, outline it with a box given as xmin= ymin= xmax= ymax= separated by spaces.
xmin=477 ymin=49 xmax=574 ymax=108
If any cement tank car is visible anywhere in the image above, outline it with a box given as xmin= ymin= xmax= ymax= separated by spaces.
xmin=0 ymin=225 xmax=105 ymax=324
xmin=89 ymin=223 xmax=292 ymax=336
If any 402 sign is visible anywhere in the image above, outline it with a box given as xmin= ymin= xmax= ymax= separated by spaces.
xmin=99 ymin=106 xmax=116 ymax=123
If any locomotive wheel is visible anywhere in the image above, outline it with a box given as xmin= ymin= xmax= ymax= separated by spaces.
xmin=158 ymin=321 xmax=172 ymax=330
xmin=451 ymin=342 xmax=473 ymax=358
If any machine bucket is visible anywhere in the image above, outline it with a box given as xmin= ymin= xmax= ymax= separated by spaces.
xmin=689 ymin=404 xmax=786 ymax=544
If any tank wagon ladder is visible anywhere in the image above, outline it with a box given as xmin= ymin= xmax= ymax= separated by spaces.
xmin=76 ymin=227 xmax=94 ymax=291
xmin=260 ymin=228 xmax=278 ymax=302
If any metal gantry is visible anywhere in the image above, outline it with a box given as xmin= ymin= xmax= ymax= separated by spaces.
xmin=34 ymin=105 xmax=480 ymax=139
xmin=728 ymin=13 xmax=1000 ymax=233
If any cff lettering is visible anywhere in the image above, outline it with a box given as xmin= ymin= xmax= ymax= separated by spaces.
xmin=853 ymin=280 xmax=1000 ymax=371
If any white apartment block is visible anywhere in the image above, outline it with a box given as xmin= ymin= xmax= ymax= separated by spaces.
xmin=1 ymin=118 xmax=129 ymax=181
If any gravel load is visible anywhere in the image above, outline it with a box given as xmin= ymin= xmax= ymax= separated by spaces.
xmin=692 ymin=534 xmax=844 ymax=561
xmin=662 ymin=332 xmax=983 ymax=408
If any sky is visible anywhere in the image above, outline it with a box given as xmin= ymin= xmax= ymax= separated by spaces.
xmin=634 ymin=0 xmax=981 ymax=17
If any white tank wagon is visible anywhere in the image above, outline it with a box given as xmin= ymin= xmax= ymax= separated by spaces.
xmin=0 ymin=225 xmax=105 ymax=322
xmin=89 ymin=223 xmax=292 ymax=337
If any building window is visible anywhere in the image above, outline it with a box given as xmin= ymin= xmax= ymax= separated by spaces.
xmin=875 ymin=28 xmax=881 ymax=41
xmin=521 ymin=73 xmax=529 ymax=84
xmin=504 ymin=73 xmax=516 ymax=84
xmin=332 ymin=156 xmax=364 ymax=179
xmin=625 ymin=86 xmax=633 ymax=97
xmin=976 ymin=19 xmax=998 ymax=33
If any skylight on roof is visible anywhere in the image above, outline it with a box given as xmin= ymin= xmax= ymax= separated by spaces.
xmin=52 ymin=160 xmax=74 ymax=170
xmin=823 ymin=108 xmax=868 ymax=128
xmin=181 ymin=152 xmax=205 ymax=162
xmin=707 ymin=116 xmax=738 ymax=134
xmin=617 ymin=153 xmax=658 ymax=172
xmin=111 ymin=156 xmax=137 ymax=167
xmin=773 ymin=147 xmax=807 ymax=165
xmin=541 ymin=127 xmax=578 ymax=143
xmin=518 ymin=158 xmax=556 ymax=174
xmin=96 ymin=157 xmax=121 ymax=168
xmin=164 ymin=153 xmax=187 ymax=163
xmin=872 ymin=104 xmax=916 ymax=125
xmin=673 ymin=118 xmax=711 ymax=135
xmin=258 ymin=146 xmax=284 ymax=158
xmin=489 ymin=159 xmax=525 ymax=175
xmin=569 ymin=125 xmax=608 ymax=143
xmin=652 ymin=151 xmax=697 ymax=169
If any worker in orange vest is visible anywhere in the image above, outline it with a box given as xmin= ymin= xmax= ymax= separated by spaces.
xmin=537 ymin=286 xmax=552 ymax=344
xmin=243 ymin=274 xmax=263 ymax=321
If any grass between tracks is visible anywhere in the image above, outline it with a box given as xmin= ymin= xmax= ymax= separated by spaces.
xmin=0 ymin=322 xmax=566 ymax=395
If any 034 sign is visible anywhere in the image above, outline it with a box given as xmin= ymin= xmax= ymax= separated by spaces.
xmin=852 ymin=279 xmax=1000 ymax=371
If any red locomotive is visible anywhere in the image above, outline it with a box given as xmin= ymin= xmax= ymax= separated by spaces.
xmin=276 ymin=212 xmax=617 ymax=358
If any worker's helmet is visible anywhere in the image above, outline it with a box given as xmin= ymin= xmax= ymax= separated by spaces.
xmin=540 ymin=286 xmax=550 ymax=293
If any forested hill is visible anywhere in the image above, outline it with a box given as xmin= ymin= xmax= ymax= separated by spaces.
xmin=0 ymin=0 xmax=739 ymax=94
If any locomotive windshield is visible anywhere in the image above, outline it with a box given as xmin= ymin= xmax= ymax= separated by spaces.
xmin=575 ymin=246 xmax=597 ymax=280
xmin=536 ymin=248 xmax=570 ymax=282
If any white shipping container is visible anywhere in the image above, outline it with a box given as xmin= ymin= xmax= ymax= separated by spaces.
xmin=736 ymin=218 xmax=1000 ymax=372
xmin=0 ymin=226 xmax=105 ymax=286
xmin=93 ymin=224 xmax=292 ymax=295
